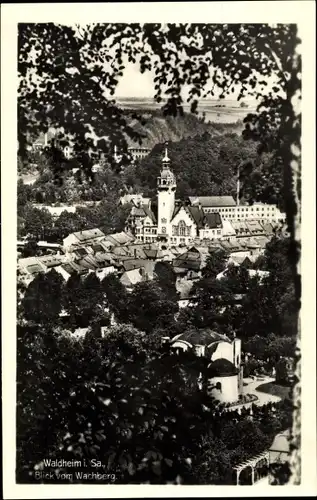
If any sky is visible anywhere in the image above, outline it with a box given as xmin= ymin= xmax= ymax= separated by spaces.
xmin=115 ymin=60 xmax=243 ymax=101
xmin=115 ymin=61 xmax=156 ymax=99
xmin=114 ymin=57 xmax=278 ymax=102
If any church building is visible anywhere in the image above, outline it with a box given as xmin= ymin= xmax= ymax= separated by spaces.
xmin=125 ymin=146 xmax=224 ymax=245
xmin=165 ymin=329 xmax=244 ymax=404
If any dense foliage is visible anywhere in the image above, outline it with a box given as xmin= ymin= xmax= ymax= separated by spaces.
xmin=17 ymin=320 xmax=293 ymax=484
xmin=183 ymin=236 xmax=299 ymax=345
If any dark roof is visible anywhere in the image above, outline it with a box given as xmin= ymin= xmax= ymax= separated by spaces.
xmin=104 ymin=232 xmax=135 ymax=246
xmin=142 ymin=204 xmax=157 ymax=224
xmin=62 ymin=262 xmax=89 ymax=275
xmin=73 ymin=247 xmax=89 ymax=257
xmin=187 ymin=206 xmax=205 ymax=228
xmin=92 ymin=243 xmax=106 ymax=253
xmin=173 ymin=255 xmax=201 ymax=271
xmin=173 ymin=267 xmax=189 ymax=274
xmin=173 ymin=329 xmax=231 ymax=347
xmin=173 ymin=247 xmax=209 ymax=271
xmin=143 ymin=248 xmax=159 ymax=259
xmin=207 ymin=358 xmax=239 ymax=377
xmin=203 ymin=212 xmax=222 ymax=229
xmin=122 ymin=259 xmax=155 ymax=274
xmin=77 ymin=258 xmax=97 ymax=270
xmin=26 ymin=264 xmax=44 ymax=274
xmin=128 ymin=204 xmax=156 ymax=224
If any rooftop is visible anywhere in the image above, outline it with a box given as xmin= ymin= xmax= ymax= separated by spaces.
xmin=103 ymin=231 xmax=135 ymax=246
xmin=207 ymin=358 xmax=239 ymax=377
xmin=172 ymin=329 xmax=231 ymax=347
xmin=120 ymin=268 xmax=144 ymax=287
xmin=71 ymin=228 xmax=105 ymax=242
xmin=189 ymin=196 xmax=236 ymax=208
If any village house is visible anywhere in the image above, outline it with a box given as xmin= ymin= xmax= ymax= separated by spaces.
xmin=63 ymin=228 xmax=106 ymax=250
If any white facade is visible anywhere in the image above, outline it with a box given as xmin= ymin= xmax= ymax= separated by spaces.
xmin=157 ymin=149 xmax=176 ymax=239
xmin=169 ymin=206 xmax=196 ymax=246
xmin=207 ymin=374 xmax=239 ymax=403
xmin=135 ymin=215 xmax=157 ymax=243
xmin=198 ymin=226 xmax=223 ymax=240
xmin=204 ymin=203 xmax=286 ymax=223
xmin=128 ymin=147 xmax=150 ymax=160
xmin=63 ymin=234 xmax=80 ymax=249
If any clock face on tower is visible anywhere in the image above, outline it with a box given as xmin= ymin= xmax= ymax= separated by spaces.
xmin=161 ymin=227 xmax=166 ymax=233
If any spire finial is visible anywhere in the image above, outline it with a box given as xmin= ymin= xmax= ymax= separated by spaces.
xmin=163 ymin=141 xmax=170 ymax=164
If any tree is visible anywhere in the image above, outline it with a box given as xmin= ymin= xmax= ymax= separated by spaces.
xmin=20 ymin=238 xmax=39 ymax=258
xmin=19 ymin=205 xmax=53 ymax=240
xmin=101 ymin=274 xmax=129 ymax=323
xmin=201 ymin=249 xmax=228 ymax=279
xmin=63 ymin=272 xmax=106 ymax=328
xmin=53 ymin=211 xmax=86 ymax=241
xmin=17 ymin=313 xmax=293 ymax=485
xmin=190 ymin=273 xmax=236 ymax=330
xmin=127 ymin=281 xmax=179 ymax=333
xmin=22 ymin=269 xmax=64 ymax=325
xmin=17 ymin=179 xmax=32 ymax=215
xmin=154 ymin=261 xmax=178 ymax=301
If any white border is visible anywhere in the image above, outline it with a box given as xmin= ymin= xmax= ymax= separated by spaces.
xmin=1 ymin=2 xmax=316 ymax=498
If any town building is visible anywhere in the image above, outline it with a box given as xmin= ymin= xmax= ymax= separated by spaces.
xmin=119 ymin=193 xmax=151 ymax=207
xmin=128 ymin=146 xmax=151 ymax=161
xmin=125 ymin=146 xmax=286 ymax=246
xmin=189 ymin=196 xmax=286 ymax=224
xmin=63 ymin=228 xmax=106 ymax=250
xmin=125 ymin=147 xmax=225 ymax=245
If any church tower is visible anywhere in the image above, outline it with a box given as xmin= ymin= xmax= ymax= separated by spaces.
xmin=157 ymin=143 xmax=176 ymax=241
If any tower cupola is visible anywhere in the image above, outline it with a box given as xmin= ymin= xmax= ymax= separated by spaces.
xmin=157 ymin=143 xmax=176 ymax=189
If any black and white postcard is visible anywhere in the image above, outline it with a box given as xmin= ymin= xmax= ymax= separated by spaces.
xmin=1 ymin=1 xmax=316 ymax=498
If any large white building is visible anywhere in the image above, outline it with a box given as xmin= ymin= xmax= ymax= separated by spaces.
xmin=125 ymin=146 xmax=286 ymax=246
xmin=189 ymin=196 xmax=286 ymax=224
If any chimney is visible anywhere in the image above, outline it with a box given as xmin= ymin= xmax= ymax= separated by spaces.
xmin=236 ymin=164 xmax=241 ymax=206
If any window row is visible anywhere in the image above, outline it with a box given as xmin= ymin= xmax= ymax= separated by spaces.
xmin=204 ymin=206 xmax=276 ymax=213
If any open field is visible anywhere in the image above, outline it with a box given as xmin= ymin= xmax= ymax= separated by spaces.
xmin=118 ymin=97 xmax=257 ymax=124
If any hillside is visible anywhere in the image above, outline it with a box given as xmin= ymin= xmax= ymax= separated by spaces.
xmin=124 ymin=109 xmax=244 ymax=149
xmin=134 ymin=131 xmax=260 ymax=200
